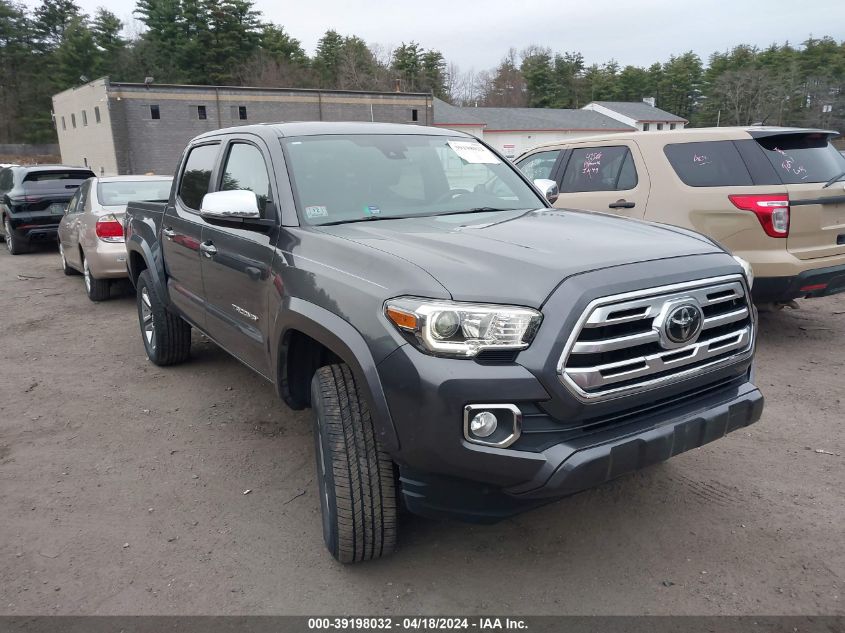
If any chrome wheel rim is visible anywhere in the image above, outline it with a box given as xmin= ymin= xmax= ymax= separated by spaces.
xmin=140 ymin=287 xmax=155 ymax=350
xmin=83 ymin=258 xmax=91 ymax=293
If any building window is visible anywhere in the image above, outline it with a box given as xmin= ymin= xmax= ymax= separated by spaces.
xmin=411 ymin=108 xmax=419 ymax=122
xmin=197 ymin=105 xmax=207 ymax=120
xmin=71 ymin=113 xmax=76 ymax=128
xmin=657 ymin=123 xmax=664 ymax=130
xmin=238 ymin=106 xmax=247 ymax=120
xmin=150 ymin=105 xmax=160 ymax=120
xmin=94 ymin=106 xmax=101 ymax=123
xmin=61 ymin=116 xmax=66 ymax=131
xmin=82 ymin=110 xmax=88 ymax=126
xmin=642 ymin=123 xmax=650 ymax=131
xmin=670 ymin=123 xmax=676 ymax=130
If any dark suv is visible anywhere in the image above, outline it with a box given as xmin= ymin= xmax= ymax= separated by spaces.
xmin=125 ymin=122 xmax=763 ymax=563
xmin=0 ymin=165 xmax=95 ymax=254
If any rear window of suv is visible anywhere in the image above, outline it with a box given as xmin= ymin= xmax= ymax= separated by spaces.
xmin=754 ymin=133 xmax=845 ymax=184
xmin=664 ymin=141 xmax=752 ymax=187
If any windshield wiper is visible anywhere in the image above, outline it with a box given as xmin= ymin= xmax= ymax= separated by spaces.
xmin=822 ymin=170 xmax=845 ymax=189
xmin=318 ymin=214 xmax=417 ymax=226
xmin=317 ymin=208 xmax=527 ymax=226
xmin=431 ymin=207 xmax=528 ymax=216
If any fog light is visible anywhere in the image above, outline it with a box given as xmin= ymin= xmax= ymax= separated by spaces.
xmin=463 ymin=404 xmax=522 ymax=448
xmin=469 ymin=411 xmax=498 ymax=437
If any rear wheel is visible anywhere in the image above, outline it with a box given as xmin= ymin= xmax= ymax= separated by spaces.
xmin=311 ymin=364 xmax=397 ymax=563
xmin=136 ymin=269 xmax=191 ymax=366
xmin=83 ymin=255 xmax=111 ymax=301
xmin=4 ymin=218 xmax=27 ymax=255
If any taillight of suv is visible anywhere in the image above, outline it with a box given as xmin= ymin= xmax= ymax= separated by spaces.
xmin=728 ymin=194 xmax=790 ymax=238
xmin=95 ymin=214 xmax=124 ymax=242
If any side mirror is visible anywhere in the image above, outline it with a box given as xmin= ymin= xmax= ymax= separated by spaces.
xmin=533 ymin=179 xmax=559 ymax=205
xmin=200 ymin=190 xmax=260 ymax=222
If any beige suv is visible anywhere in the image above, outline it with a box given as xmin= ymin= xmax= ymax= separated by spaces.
xmin=516 ymin=127 xmax=845 ymax=304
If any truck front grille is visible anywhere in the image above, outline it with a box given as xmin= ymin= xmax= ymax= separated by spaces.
xmin=557 ymin=275 xmax=754 ymax=402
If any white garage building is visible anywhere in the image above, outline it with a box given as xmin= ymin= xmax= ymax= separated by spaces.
xmin=433 ymin=98 xmax=687 ymax=158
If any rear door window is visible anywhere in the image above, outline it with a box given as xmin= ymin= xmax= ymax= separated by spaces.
xmin=516 ymin=150 xmax=561 ymax=181
xmin=560 ymin=146 xmax=637 ymax=193
xmin=754 ymin=133 xmax=845 ymax=184
xmin=178 ymin=144 xmax=219 ymax=210
xmin=664 ymin=141 xmax=753 ymax=187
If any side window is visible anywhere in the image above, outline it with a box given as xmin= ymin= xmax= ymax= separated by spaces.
xmin=0 ymin=169 xmax=12 ymax=192
xmin=66 ymin=188 xmax=82 ymax=214
xmin=74 ymin=180 xmax=91 ymax=212
xmin=560 ymin=146 xmax=635 ymax=193
xmin=516 ymin=150 xmax=561 ymax=181
xmin=664 ymin=141 xmax=753 ymax=187
xmin=178 ymin=144 xmax=219 ymax=211
xmin=220 ymin=143 xmax=272 ymax=213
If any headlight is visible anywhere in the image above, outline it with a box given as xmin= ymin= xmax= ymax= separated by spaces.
xmin=733 ymin=255 xmax=754 ymax=289
xmin=384 ymin=297 xmax=542 ymax=358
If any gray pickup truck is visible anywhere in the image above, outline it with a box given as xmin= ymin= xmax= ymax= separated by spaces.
xmin=125 ymin=122 xmax=763 ymax=563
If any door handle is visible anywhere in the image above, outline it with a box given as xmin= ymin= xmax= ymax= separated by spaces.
xmin=200 ymin=242 xmax=217 ymax=258
xmin=609 ymin=199 xmax=636 ymax=209
xmin=162 ymin=227 xmax=175 ymax=240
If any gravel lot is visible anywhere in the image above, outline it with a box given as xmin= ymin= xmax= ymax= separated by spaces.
xmin=0 ymin=245 xmax=843 ymax=615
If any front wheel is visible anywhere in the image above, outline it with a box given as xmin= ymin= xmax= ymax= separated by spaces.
xmin=311 ymin=364 xmax=397 ymax=563
xmin=82 ymin=255 xmax=111 ymax=301
xmin=59 ymin=242 xmax=79 ymax=276
xmin=136 ymin=269 xmax=191 ymax=366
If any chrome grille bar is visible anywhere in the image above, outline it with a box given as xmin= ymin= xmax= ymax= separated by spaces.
xmin=558 ymin=275 xmax=755 ymax=402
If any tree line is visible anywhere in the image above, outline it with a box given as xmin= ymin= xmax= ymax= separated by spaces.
xmin=453 ymin=38 xmax=845 ymax=131
xmin=0 ymin=0 xmax=843 ymax=143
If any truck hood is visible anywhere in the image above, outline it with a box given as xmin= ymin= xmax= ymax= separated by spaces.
xmin=316 ymin=208 xmax=723 ymax=307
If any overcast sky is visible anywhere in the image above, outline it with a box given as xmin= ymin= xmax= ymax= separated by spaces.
xmin=25 ymin=0 xmax=845 ymax=72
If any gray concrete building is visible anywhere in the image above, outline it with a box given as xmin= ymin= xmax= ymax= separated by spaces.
xmin=52 ymin=77 xmax=433 ymax=176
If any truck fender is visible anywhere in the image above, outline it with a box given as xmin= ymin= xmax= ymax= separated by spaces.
xmin=126 ymin=233 xmax=168 ymax=305
xmin=274 ymin=297 xmax=400 ymax=453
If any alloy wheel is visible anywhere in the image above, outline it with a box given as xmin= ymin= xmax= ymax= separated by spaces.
xmin=83 ymin=258 xmax=92 ymax=293
xmin=140 ymin=287 xmax=156 ymax=351
xmin=4 ymin=220 xmax=12 ymax=254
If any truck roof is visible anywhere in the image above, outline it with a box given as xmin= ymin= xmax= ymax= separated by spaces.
xmin=193 ymin=121 xmax=467 ymax=141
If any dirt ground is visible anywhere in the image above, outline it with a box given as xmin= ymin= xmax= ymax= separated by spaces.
xmin=0 ymin=245 xmax=842 ymax=616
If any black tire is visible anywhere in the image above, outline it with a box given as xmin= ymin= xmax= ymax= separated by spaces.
xmin=311 ymin=364 xmax=397 ymax=563
xmin=59 ymin=242 xmax=79 ymax=276
xmin=4 ymin=217 xmax=27 ymax=255
xmin=136 ymin=269 xmax=191 ymax=366
xmin=82 ymin=254 xmax=111 ymax=301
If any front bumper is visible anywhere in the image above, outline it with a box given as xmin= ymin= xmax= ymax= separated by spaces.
xmin=754 ymin=263 xmax=845 ymax=302
xmin=399 ymin=378 xmax=763 ymax=523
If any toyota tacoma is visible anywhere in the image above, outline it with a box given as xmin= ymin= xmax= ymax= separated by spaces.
xmin=124 ymin=122 xmax=764 ymax=563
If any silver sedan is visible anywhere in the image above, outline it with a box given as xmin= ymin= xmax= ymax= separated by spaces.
xmin=58 ymin=175 xmax=172 ymax=301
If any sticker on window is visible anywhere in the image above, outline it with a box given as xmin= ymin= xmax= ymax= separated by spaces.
xmin=305 ymin=205 xmax=328 ymax=219
xmin=447 ymin=140 xmax=500 ymax=165
xmin=365 ymin=205 xmax=380 ymax=215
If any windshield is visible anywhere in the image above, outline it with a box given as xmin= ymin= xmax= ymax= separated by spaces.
xmin=98 ymin=179 xmax=172 ymax=206
xmin=282 ymin=134 xmax=543 ymax=225
xmin=755 ymin=133 xmax=845 ymax=185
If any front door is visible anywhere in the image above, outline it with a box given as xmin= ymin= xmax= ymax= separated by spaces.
xmin=163 ymin=142 xmax=220 ymax=328
xmin=553 ymin=143 xmax=650 ymax=218
xmin=200 ymin=139 xmax=278 ymax=377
